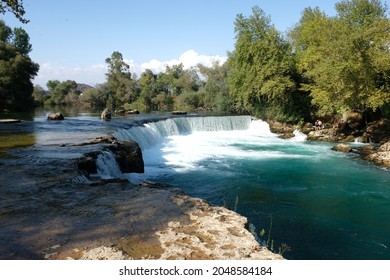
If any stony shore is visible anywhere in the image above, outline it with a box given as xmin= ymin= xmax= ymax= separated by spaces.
xmin=268 ymin=117 xmax=390 ymax=169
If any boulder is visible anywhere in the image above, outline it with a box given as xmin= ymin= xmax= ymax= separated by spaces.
xmin=332 ymin=144 xmax=352 ymax=153
xmin=101 ymin=108 xmax=111 ymax=120
xmin=307 ymin=128 xmax=338 ymax=142
xmin=127 ymin=109 xmax=140 ymax=114
xmin=171 ymin=111 xmax=187 ymax=115
xmin=115 ymin=109 xmax=126 ymax=115
xmin=364 ymin=151 xmax=390 ymax=168
xmin=108 ymin=141 xmax=144 ymax=173
xmin=379 ymin=142 xmax=390 ymax=152
xmin=47 ymin=112 xmax=64 ymax=120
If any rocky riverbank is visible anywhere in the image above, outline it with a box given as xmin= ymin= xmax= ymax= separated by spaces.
xmin=268 ymin=116 xmax=390 ymax=169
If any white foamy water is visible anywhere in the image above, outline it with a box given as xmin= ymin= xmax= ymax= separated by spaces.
xmin=114 ymin=116 xmax=312 ymax=183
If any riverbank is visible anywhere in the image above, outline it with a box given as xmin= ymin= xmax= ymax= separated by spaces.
xmin=268 ymin=118 xmax=390 ymax=169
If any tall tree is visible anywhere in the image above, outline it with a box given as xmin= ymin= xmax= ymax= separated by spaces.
xmin=227 ymin=6 xmax=298 ymax=119
xmin=0 ymin=0 xmax=29 ymax=23
xmin=0 ymin=20 xmax=38 ymax=111
xmin=105 ymin=51 xmax=137 ymax=107
xmin=198 ymin=61 xmax=232 ymax=112
xmin=290 ymin=0 xmax=390 ymax=116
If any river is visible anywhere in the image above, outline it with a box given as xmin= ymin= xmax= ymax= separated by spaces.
xmin=1 ymin=109 xmax=389 ymax=259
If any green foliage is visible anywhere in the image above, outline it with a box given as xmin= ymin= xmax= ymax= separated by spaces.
xmin=227 ymin=6 xmax=299 ymax=120
xmin=198 ymin=61 xmax=234 ymax=112
xmin=0 ymin=20 xmax=38 ymax=111
xmin=79 ymin=85 xmax=109 ymax=108
xmin=0 ymin=0 xmax=28 ymax=24
xmin=46 ymin=80 xmax=79 ymax=105
xmin=105 ymin=51 xmax=138 ymax=108
xmin=290 ymin=0 xmax=390 ymax=116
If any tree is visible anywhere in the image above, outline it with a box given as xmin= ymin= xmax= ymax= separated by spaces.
xmin=0 ymin=20 xmax=38 ymax=111
xmin=290 ymin=0 xmax=390 ymax=116
xmin=138 ymin=69 xmax=158 ymax=111
xmin=105 ymin=51 xmax=138 ymax=107
xmin=198 ymin=61 xmax=233 ymax=112
xmin=46 ymin=80 xmax=79 ymax=105
xmin=0 ymin=0 xmax=29 ymax=24
xmin=227 ymin=6 xmax=298 ymax=119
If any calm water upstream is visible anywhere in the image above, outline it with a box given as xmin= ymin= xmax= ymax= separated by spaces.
xmin=1 ymin=110 xmax=389 ymax=259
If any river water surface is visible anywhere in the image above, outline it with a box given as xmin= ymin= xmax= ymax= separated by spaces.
xmin=1 ymin=109 xmax=389 ymax=259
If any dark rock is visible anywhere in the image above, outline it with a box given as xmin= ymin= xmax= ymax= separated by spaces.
xmin=115 ymin=109 xmax=126 ymax=115
xmin=171 ymin=111 xmax=187 ymax=115
xmin=76 ymin=157 xmax=97 ymax=174
xmin=365 ymin=120 xmax=390 ymax=144
xmin=355 ymin=145 xmax=377 ymax=157
xmin=108 ymin=141 xmax=144 ymax=173
xmin=47 ymin=112 xmax=64 ymax=120
xmin=127 ymin=109 xmax=140 ymax=114
xmin=332 ymin=144 xmax=352 ymax=153
xmin=101 ymin=108 xmax=111 ymax=120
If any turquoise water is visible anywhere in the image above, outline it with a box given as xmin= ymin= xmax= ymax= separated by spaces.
xmin=115 ymin=116 xmax=390 ymax=260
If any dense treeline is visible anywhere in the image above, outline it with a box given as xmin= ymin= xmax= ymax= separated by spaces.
xmin=2 ymin=0 xmax=390 ymax=124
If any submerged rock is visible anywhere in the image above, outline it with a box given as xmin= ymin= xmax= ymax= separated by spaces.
xmin=101 ymin=108 xmax=111 ymax=120
xmin=47 ymin=112 xmax=64 ymax=120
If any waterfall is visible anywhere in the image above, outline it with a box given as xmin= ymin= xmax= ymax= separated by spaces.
xmin=291 ymin=129 xmax=307 ymax=142
xmin=114 ymin=115 xmax=254 ymax=149
xmin=96 ymin=151 xmax=123 ymax=179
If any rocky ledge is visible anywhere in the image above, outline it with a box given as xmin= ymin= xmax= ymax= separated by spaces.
xmin=45 ymin=183 xmax=282 ymax=260
xmin=331 ymin=141 xmax=390 ymax=168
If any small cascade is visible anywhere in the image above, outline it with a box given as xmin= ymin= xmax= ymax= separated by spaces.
xmin=96 ymin=151 xmax=123 ymax=179
xmin=114 ymin=115 xmax=255 ymax=149
xmin=291 ymin=129 xmax=307 ymax=142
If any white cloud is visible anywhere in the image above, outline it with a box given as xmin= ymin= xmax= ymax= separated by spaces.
xmin=34 ymin=50 xmax=227 ymax=87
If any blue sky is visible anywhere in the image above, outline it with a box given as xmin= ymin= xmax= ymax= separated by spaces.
xmin=2 ymin=0 xmax=346 ymax=86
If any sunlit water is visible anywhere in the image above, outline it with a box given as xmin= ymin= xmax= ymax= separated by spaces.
xmin=1 ymin=112 xmax=389 ymax=259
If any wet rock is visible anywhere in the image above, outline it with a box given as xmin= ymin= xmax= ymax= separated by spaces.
xmin=332 ymin=144 xmax=352 ymax=153
xmin=267 ymin=120 xmax=299 ymax=139
xmin=364 ymin=151 xmax=390 ymax=168
xmin=171 ymin=111 xmax=187 ymax=115
xmin=47 ymin=112 xmax=64 ymax=120
xmin=101 ymin=108 xmax=111 ymax=120
xmin=355 ymin=145 xmax=377 ymax=157
xmin=108 ymin=141 xmax=144 ymax=173
xmin=115 ymin=109 xmax=126 ymax=115
xmin=76 ymin=156 xmax=98 ymax=174
xmin=127 ymin=109 xmax=140 ymax=114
